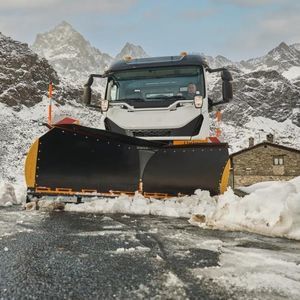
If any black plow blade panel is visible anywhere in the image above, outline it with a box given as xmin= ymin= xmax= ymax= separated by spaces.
xmin=142 ymin=146 xmax=229 ymax=196
xmin=36 ymin=127 xmax=140 ymax=192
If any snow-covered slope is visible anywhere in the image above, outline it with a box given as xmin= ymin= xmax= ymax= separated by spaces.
xmin=209 ymin=67 xmax=300 ymax=127
xmin=290 ymin=43 xmax=300 ymax=53
xmin=0 ymin=98 xmax=103 ymax=184
xmin=220 ymin=117 xmax=300 ymax=153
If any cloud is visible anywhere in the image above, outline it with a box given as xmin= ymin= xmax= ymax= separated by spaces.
xmin=221 ymin=2 xmax=300 ymax=60
xmin=0 ymin=0 xmax=138 ymax=44
xmin=0 ymin=0 xmax=138 ymax=13
xmin=0 ymin=0 xmax=60 ymax=9
xmin=213 ymin=0 xmax=287 ymax=7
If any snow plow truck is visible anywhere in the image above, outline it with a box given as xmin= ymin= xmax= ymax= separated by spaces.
xmin=25 ymin=53 xmax=233 ymax=202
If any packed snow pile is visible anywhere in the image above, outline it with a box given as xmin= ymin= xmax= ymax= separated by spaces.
xmin=0 ymin=182 xmax=18 ymax=206
xmin=190 ymin=177 xmax=300 ymax=240
xmin=65 ymin=190 xmax=213 ymax=218
xmin=63 ymin=176 xmax=300 ymax=240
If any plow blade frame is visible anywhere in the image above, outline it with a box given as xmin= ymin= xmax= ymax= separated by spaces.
xmin=25 ymin=124 xmax=230 ymax=199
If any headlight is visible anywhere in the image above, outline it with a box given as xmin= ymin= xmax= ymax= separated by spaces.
xmin=194 ymin=96 xmax=203 ymax=108
xmin=100 ymin=100 xmax=109 ymax=112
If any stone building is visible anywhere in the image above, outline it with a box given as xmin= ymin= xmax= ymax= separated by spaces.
xmin=230 ymin=135 xmax=300 ymax=187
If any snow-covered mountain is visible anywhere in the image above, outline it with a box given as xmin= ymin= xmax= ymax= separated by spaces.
xmin=203 ymin=54 xmax=236 ymax=69
xmin=31 ymin=22 xmax=149 ymax=90
xmin=241 ymin=42 xmax=300 ymax=74
xmin=115 ymin=42 xmax=149 ymax=61
xmin=32 ymin=21 xmax=113 ymax=88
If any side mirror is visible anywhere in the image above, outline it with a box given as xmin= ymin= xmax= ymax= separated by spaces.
xmin=82 ymin=85 xmax=92 ymax=105
xmin=221 ymin=69 xmax=233 ymax=102
xmin=82 ymin=74 xmax=104 ymax=106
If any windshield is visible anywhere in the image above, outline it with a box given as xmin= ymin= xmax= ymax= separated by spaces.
xmin=106 ymin=66 xmax=205 ymax=107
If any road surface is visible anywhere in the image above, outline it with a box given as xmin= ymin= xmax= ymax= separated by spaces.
xmin=0 ymin=207 xmax=300 ymax=299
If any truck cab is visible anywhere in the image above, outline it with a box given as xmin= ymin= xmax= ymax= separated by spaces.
xmin=83 ymin=54 xmax=233 ymax=141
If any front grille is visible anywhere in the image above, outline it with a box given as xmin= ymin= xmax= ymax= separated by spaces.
xmin=131 ymin=129 xmax=172 ymax=137
xmin=105 ymin=115 xmax=203 ymax=137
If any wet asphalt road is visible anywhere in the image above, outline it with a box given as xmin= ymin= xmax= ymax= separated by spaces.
xmin=1 ymin=207 xmax=300 ymax=300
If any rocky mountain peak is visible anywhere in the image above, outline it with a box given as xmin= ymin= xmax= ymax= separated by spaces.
xmin=56 ymin=20 xmax=73 ymax=29
xmin=200 ymin=53 xmax=239 ymax=70
xmin=32 ymin=22 xmax=113 ymax=88
xmin=274 ymin=41 xmax=289 ymax=50
xmin=267 ymin=41 xmax=299 ymax=58
xmin=244 ymin=41 xmax=300 ymax=73
xmin=32 ymin=21 xmax=91 ymax=58
xmin=115 ymin=42 xmax=148 ymax=60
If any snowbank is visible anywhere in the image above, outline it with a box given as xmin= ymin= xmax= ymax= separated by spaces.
xmin=0 ymin=182 xmax=18 ymax=206
xmin=190 ymin=177 xmax=300 ymax=240
xmin=0 ymin=181 xmax=26 ymax=206
xmin=66 ymin=177 xmax=300 ymax=240
xmin=65 ymin=190 xmax=213 ymax=219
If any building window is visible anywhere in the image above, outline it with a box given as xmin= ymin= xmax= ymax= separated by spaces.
xmin=273 ymin=156 xmax=284 ymax=165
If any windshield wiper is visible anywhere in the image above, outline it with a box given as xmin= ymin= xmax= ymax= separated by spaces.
xmin=146 ymin=95 xmax=186 ymax=100
xmin=116 ymin=98 xmax=145 ymax=102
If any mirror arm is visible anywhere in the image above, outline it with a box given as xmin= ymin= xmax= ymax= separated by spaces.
xmin=85 ymin=74 xmax=104 ymax=87
xmin=206 ymin=67 xmax=227 ymax=73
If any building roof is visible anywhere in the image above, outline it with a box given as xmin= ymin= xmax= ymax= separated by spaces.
xmin=104 ymin=54 xmax=209 ymax=75
xmin=230 ymin=141 xmax=300 ymax=158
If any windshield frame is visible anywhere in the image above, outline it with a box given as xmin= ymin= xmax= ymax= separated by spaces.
xmin=105 ymin=65 xmax=206 ymax=105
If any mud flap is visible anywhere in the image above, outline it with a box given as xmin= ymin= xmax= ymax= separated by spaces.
xmin=25 ymin=124 xmax=229 ymax=198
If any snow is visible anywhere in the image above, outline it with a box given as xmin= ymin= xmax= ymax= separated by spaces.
xmin=64 ymin=190 xmax=212 ymax=219
xmin=192 ymin=245 xmax=300 ymax=300
xmin=114 ymin=246 xmax=150 ymax=253
xmin=61 ymin=176 xmax=300 ymax=240
xmin=0 ymin=97 xmax=104 ymax=184
xmin=0 ymin=182 xmax=18 ymax=206
xmin=221 ymin=116 xmax=300 ymax=153
xmin=190 ymin=177 xmax=300 ymax=240
xmin=282 ymin=66 xmax=300 ymax=80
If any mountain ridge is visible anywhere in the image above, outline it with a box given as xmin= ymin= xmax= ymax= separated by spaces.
xmin=1 ymin=22 xmax=300 ymax=129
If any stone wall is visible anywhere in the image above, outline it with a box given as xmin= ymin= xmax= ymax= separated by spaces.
xmin=231 ymin=144 xmax=300 ymax=187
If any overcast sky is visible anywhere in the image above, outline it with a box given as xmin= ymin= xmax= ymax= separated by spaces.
xmin=0 ymin=0 xmax=299 ymax=61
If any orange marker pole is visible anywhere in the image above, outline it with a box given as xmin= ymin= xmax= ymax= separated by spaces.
xmin=48 ymin=82 xmax=53 ymax=125
xmin=215 ymin=109 xmax=222 ymax=137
